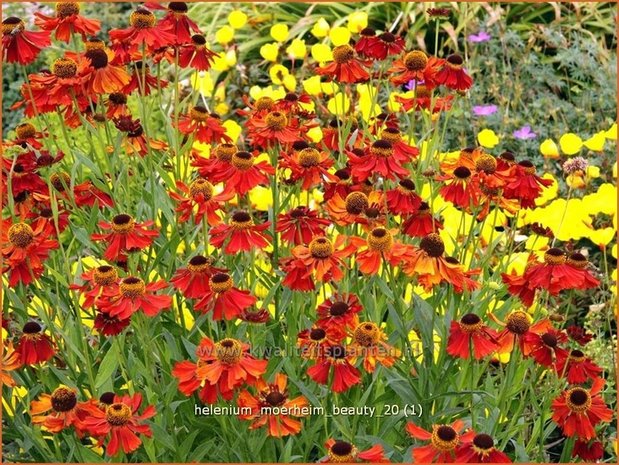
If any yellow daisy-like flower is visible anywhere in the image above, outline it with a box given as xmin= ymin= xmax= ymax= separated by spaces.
xmin=477 ymin=128 xmax=499 ymax=148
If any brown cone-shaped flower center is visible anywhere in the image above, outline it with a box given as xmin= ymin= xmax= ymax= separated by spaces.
xmin=473 ymin=433 xmax=494 ymax=451
xmin=454 ymin=166 xmax=472 ymax=179
xmin=329 ymin=441 xmax=357 ymax=462
xmin=189 ymin=178 xmax=214 ymax=200
xmin=209 ymin=272 xmax=233 ymax=293
xmin=309 ymin=237 xmax=334 ymax=259
xmin=191 ymin=34 xmax=207 ymax=47
xmin=230 ymin=211 xmax=253 ymax=229
xmin=56 ymin=2 xmax=80 ymax=18
xmin=213 ymin=143 xmax=237 ymax=161
xmin=2 ymin=17 xmax=25 ymax=35
xmin=544 ymin=248 xmax=566 ymax=265
xmin=332 ymin=45 xmax=354 ymax=64
xmin=367 ymin=227 xmax=393 ymax=252
xmin=567 ymin=252 xmax=588 ymax=269
xmin=345 ymin=191 xmax=369 ymax=215
xmin=23 ymin=321 xmax=42 ymax=334
xmin=265 ymin=391 xmax=286 ymax=406
xmin=353 ymin=322 xmax=380 ymax=347
xmin=381 ymin=127 xmax=402 ymax=143
xmin=285 ymin=92 xmax=298 ymax=102
xmin=420 ymin=233 xmax=445 ymax=257
xmin=15 ymin=122 xmax=36 ymax=139
xmin=52 ymin=58 xmax=78 ymax=78
xmin=360 ymin=27 xmax=376 ymax=37
xmin=309 ymin=327 xmax=326 ymax=341
xmin=290 ymin=206 xmax=308 ymax=219
xmin=168 ymin=2 xmax=188 ymax=13
xmin=404 ymin=50 xmax=428 ymax=71
xmin=506 ymin=311 xmax=530 ymax=335
xmin=130 ymin=8 xmax=156 ymax=28
xmin=255 ymin=96 xmax=274 ymax=111
xmin=398 ymin=179 xmax=416 ymax=193
xmin=51 ymin=172 xmax=70 ymax=191
xmin=370 ymin=139 xmax=394 ymax=157
xmin=187 ymin=255 xmax=213 ymax=273
xmin=475 ymin=154 xmax=497 ymax=174
xmin=569 ymin=349 xmax=586 ymax=362
xmin=446 ymin=53 xmax=464 ymax=67
xmin=329 ymin=301 xmax=349 ymax=316
xmin=99 ymin=392 xmax=115 ymax=405
xmin=265 ymin=111 xmax=287 ymax=130
xmin=215 ymin=338 xmax=243 ymax=364
xmin=567 ymin=387 xmax=591 ymax=412
xmin=519 ymin=160 xmax=536 ymax=175
xmin=190 ymin=105 xmax=210 ymax=122
xmin=109 ymin=92 xmax=127 ymax=105
xmin=106 ymin=402 xmax=132 ymax=426
xmin=94 ymin=265 xmax=118 ymax=286
xmin=431 ymin=425 xmax=459 ymax=451
xmin=85 ymin=48 xmax=108 ymax=69
xmin=231 ymin=151 xmax=254 ymax=170
xmin=84 ymin=36 xmax=105 ymax=51
xmin=8 ymin=223 xmax=34 ymax=248
xmin=51 ymin=387 xmax=77 ymax=412
xmin=120 ymin=277 xmax=146 ymax=298
xmin=111 ymin=214 xmax=135 ymax=233
xmin=460 ymin=313 xmax=483 ymax=333
xmin=379 ymin=31 xmax=396 ymax=43
xmin=327 ymin=345 xmax=347 ymax=359
xmin=541 ymin=332 xmax=558 ymax=348
xmin=298 ymin=148 xmax=321 ymax=167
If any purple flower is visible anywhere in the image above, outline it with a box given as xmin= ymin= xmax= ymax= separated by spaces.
xmin=468 ymin=31 xmax=491 ymax=43
xmin=405 ymin=79 xmax=424 ymax=91
xmin=513 ymin=125 xmax=537 ymax=140
xmin=472 ymin=104 xmax=497 ymax=117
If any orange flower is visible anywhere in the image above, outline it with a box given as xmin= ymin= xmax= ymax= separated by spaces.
xmin=406 ymin=419 xmax=466 ymax=463
xmin=30 ymin=386 xmax=90 ymax=435
xmin=34 ymin=2 xmax=100 ymax=43
xmin=349 ymin=322 xmax=400 ymax=373
xmin=491 ymin=311 xmax=552 ymax=354
xmin=316 ymin=293 xmax=363 ymax=332
xmin=280 ymin=146 xmax=336 ymax=190
xmin=237 ymin=373 xmax=309 ymax=437
xmin=1 ymin=341 xmax=21 ymax=387
xmin=307 ymin=344 xmax=361 ymax=393
xmin=297 ymin=325 xmax=344 ymax=359
xmin=316 ymin=44 xmax=370 ymax=84
xmin=219 ymin=151 xmax=275 ymax=196
xmin=179 ymin=34 xmax=218 ymax=70
xmin=322 ymin=439 xmax=389 ymax=463
xmin=2 ymin=16 xmax=51 ymax=64
xmin=169 ymin=178 xmax=232 ymax=225
xmin=16 ymin=321 xmax=55 ymax=365
xmin=209 ymin=211 xmax=271 ymax=254
xmin=352 ymin=227 xmax=402 ymax=275
xmin=82 ymin=48 xmax=130 ymax=94
xmin=91 ymin=213 xmax=158 ymax=262
xmin=193 ymin=272 xmax=257 ymax=321
xmin=177 ymin=106 xmax=231 ymax=144
xmin=388 ymin=50 xmax=442 ymax=87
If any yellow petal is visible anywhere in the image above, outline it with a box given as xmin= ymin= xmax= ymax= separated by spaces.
xmin=559 ymin=133 xmax=583 ymax=155
xmin=282 ymin=74 xmax=297 ymax=92
xmin=307 ymin=126 xmax=323 ymax=143
xmin=223 ymin=120 xmax=242 ymax=143
xmin=286 ymin=38 xmax=307 ymax=59
xmin=302 ymin=75 xmax=322 ymax=96
xmin=347 ymin=11 xmax=368 ymax=33
xmin=311 ymin=17 xmax=330 ymax=38
xmin=269 ymin=64 xmax=289 ymax=85
xmin=586 ymin=165 xmax=600 ymax=179
xmin=249 ymin=186 xmax=273 ymax=211
xmin=605 ymin=122 xmax=617 ymax=140
xmin=260 ymin=43 xmax=279 ymax=62
xmin=215 ymin=25 xmax=234 ymax=45
xmin=191 ymin=71 xmax=214 ymax=97
xmin=327 ymin=92 xmax=350 ymax=115
xmin=228 ymin=10 xmax=247 ymax=29
xmin=583 ymin=131 xmax=606 ymax=152
xmin=270 ymin=24 xmax=289 ymax=43
xmin=311 ymin=43 xmax=333 ymax=63
xmin=539 ymin=138 xmax=560 ymax=158
xmin=329 ymin=26 xmax=351 ymax=46
xmin=477 ymin=129 xmax=499 ymax=148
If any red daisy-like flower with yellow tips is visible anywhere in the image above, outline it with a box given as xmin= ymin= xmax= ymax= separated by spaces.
xmin=169 ymin=178 xmax=232 ymax=225
xmin=406 ymin=419 xmax=466 ymax=463
xmin=446 ymin=313 xmax=499 ymax=360
xmin=209 ymin=211 xmax=271 ymax=254
xmin=193 ymin=272 xmax=257 ymax=321
xmin=16 ymin=321 xmax=55 ymax=365
xmin=322 ymin=439 xmax=389 ymax=463
xmin=30 ymin=386 xmax=90 ymax=435
xmin=69 ymin=264 xmax=120 ymax=308
xmin=2 ymin=16 xmax=51 ymax=64
xmin=91 ymin=213 xmax=158 ymax=262
xmin=219 ymin=150 xmax=275 ymax=196
xmin=316 ymin=44 xmax=370 ymax=84
xmin=96 ymin=276 xmax=172 ymax=320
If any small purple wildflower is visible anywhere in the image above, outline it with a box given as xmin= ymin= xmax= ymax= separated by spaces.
xmin=472 ymin=104 xmax=497 ymax=117
xmin=468 ymin=31 xmax=491 ymax=43
xmin=513 ymin=125 xmax=537 ymax=140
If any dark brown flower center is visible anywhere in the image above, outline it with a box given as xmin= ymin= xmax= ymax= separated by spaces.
xmin=309 ymin=328 xmax=326 ymax=340
xmin=168 ymin=2 xmax=188 ymax=13
xmin=370 ymin=139 xmax=394 ymax=157
xmin=299 ymin=148 xmax=321 ymax=167
xmin=454 ymin=166 xmax=472 ymax=179
xmin=189 ymin=178 xmax=214 ymax=200
xmin=109 ymin=93 xmax=127 ymax=104
xmin=567 ymin=388 xmax=591 ymax=411
xmin=191 ymin=34 xmax=206 ymax=46
xmin=420 ymin=233 xmax=445 ymax=257
xmin=99 ymin=392 xmax=115 ymax=405
xmin=111 ymin=214 xmax=135 ymax=233
xmin=210 ymin=273 xmax=233 ymax=293
xmin=404 ymin=50 xmax=428 ymax=71
xmin=255 ymin=96 xmax=274 ymax=111
xmin=541 ymin=333 xmax=557 ymax=348
xmin=231 ymin=151 xmax=254 ymax=170
xmin=94 ymin=265 xmax=118 ymax=286
xmin=398 ymin=179 xmax=416 ymax=192
xmin=2 ymin=17 xmax=25 ymax=35
xmin=265 ymin=391 xmax=285 ymax=406
xmin=544 ymin=248 xmax=566 ymax=265
xmin=329 ymin=301 xmax=349 ymax=316
xmin=51 ymin=387 xmax=77 ymax=412
xmin=22 ymin=321 xmax=42 ymax=334
xmin=332 ymin=45 xmax=354 ymax=64
xmin=473 ymin=433 xmax=494 ymax=451
xmin=309 ymin=237 xmax=334 ymax=258
xmin=213 ymin=143 xmax=236 ymax=161
xmin=327 ymin=345 xmax=347 ymax=359
xmin=475 ymin=154 xmax=497 ymax=174
xmin=15 ymin=122 xmax=36 ymax=139
xmin=85 ymin=48 xmax=108 ymax=69
xmin=120 ymin=277 xmax=146 ymax=298
xmin=506 ymin=311 xmax=531 ymax=335
xmin=379 ymin=32 xmax=396 ymax=43
xmin=353 ymin=322 xmax=379 ymax=346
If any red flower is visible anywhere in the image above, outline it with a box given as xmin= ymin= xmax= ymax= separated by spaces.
xmin=237 ymin=373 xmax=309 ymax=437
xmin=83 ymin=393 xmax=155 ymax=456
xmin=386 ymin=179 xmax=422 ymax=215
xmin=446 ymin=314 xmax=498 ymax=360
xmin=525 ymin=249 xmax=600 ymax=295
xmin=352 ymin=228 xmax=402 ymax=276
xmin=73 ymin=180 xmax=114 ymax=209
xmin=169 ymin=178 xmax=232 ymax=225
xmin=501 ymin=268 xmax=537 ymax=307
xmin=69 ymin=265 xmax=120 ymax=308
xmin=388 ymin=50 xmax=442 ymax=87
xmin=401 ymin=202 xmax=443 ymax=238
xmin=93 ymin=311 xmax=131 ymax=336
xmin=172 ymin=336 xmax=267 ymax=403
xmin=493 ymin=312 xmax=551 ymax=354
xmin=551 ymin=377 xmax=613 ymax=441
xmin=97 ymin=277 xmax=172 ymax=320
xmin=82 ymin=48 xmax=131 ymax=94
xmin=438 ymin=165 xmax=482 ymax=209
xmin=297 ymin=325 xmax=344 ymax=360
xmin=16 ymin=321 xmax=55 ymax=365
xmin=307 ymin=344 xmax=361 ymax=393
xmin=566 ymin=325 xmax=594 ymax=346
xmin=355 ymin=29 xmax=405 ymax=60
xmin=249 ymin=110 xmax=302 ymax=148
xmin=219 ymin=151 xmax=275 ymax=196
xmin=106 ymin=93 xmax=130 ymax=118
xmin=191 ymin=143 xmax=237 ymax=184
xmin=24 ymin=57 xmax=89 ymax=110
xmin=34 ymin=2 xmax=100 ymax=43
xmin=155 ymin=2 xmax=201 ymax=44
xmin=280 ymin=146 xmax=335 ymax=190
xmin=282 ymin=236 xmax=356 ymax=290
xmin=177 ymin=106 xmax=231 ymax=144
xmin=406 ymin=420 xmax=466 ymax=463
xmin=2 ymin=220 xmax=58 ymax=287
xmin=30 ymin=386 xmax=90 ymax=435
xmin=193 ymin=272 xmax=257 ymax=321
xmin=323 ymin=439 xmax=388 ymax=463
xmin=316 ymin=293 xmax=363 ymax=332
xmin=555 ymin=349 xmax=603 ymax=383
xmin=109 ymin=8 xmax=176 ymax=55
xmin=123 ymin=61 xmax=168 ymax=96
xmin=503 ymin=160 xmax=553 ymax=209
xmin=348 ymin=139 xmax=411 ymax=181
xmin=572 ymin=440 xmax=604 ymax=461
xmin=349 ymin=321 xmax=400 ymax=373
xmin=91 ymin=214 xmax=158 ymax=262
xmin=210 ymin=211 xmax=271 ymax=254
xmin=170 ymin=255 xmax=226 ymax=299
xmin=522 ymin=327 xmax=568 ymax=367
xmin=179 ymin=34 xmax=218 ymax=70
xmin=456 ymin=432 xmax=511 ymax=463
xmin=276 ymin=206 xmax=331 ymax=246
xmin=435 ymin=54 xmax=473 ymax=91
xmin=2 ymin=17 xmax=51 ymax=64
xmin=316 ymin=44 xmax=370 ymax=84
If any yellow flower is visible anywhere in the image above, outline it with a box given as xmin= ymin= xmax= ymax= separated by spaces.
xmin=269 ymin=64 xmax=289 ymax=85
xmin=586 ymin=165 xmax=600 ymax=179
xmin=302 ymin=75 xmax=322 ymax=96
xmin=540 ymin=138 xmax=560 ymax=158
xmin=214 ymin=102 xmax=229 ymax=115
xmin=191 ymin=71 xmax=214 ymax=97
xmin=228 ymin=10 xmax=247 ymax=29
xmin=347 ymin=11 xmax=368 ymax=33
xmin=215 ymin=25 xmax=234 ymax=45
xmin=311 ymin=43 xmax=333 ymax=62
xmin=329 ymin=26 xmax=351 ymax=46
xmin=311 ymin=17 xmax=330 ymax=38
xmin=249 ymin=85 xmax=285 ymax=101
xmin=327 ymin=92 xmax=350 ymax=115
xmin=222 ymin=120 xmax=242 ymax=143
xmin=357 ymin=84 xmax=380 ymax=121
xmin=477 ymin=129 xmax=499 ymax=148
xmin=286 ymin=38 xmax=307 ymax=59
xmin=585 ymin=227 xmax=615 ymax=247
xmin=566 ymin=173 xmax=586 ymax=189
xmin=559 ymin=133 xmax=583 ymax=155
xmin=583 ymin=131 xmax=606 ymax=152
xmin=307 ymin=126 xmax=323 ymax=143
xmin=270 ymin=24 xmax=289 ymax=43
xmin=535 ymin=173 xmax=558 ymax=206
xmin=212 ymin=49 xmax=236 ymax=71
xmin=249 ymin=186 xmax=273 ymax=211
xmin=260 ymin=43 xmax=279 ymax=62
xmin=582 ymin=183 xmax=616 ymax=216
xmin=282 ymin=74 xmax=297 ymax=92
xmin=605 ymin=122 xmax=617 ymax=140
